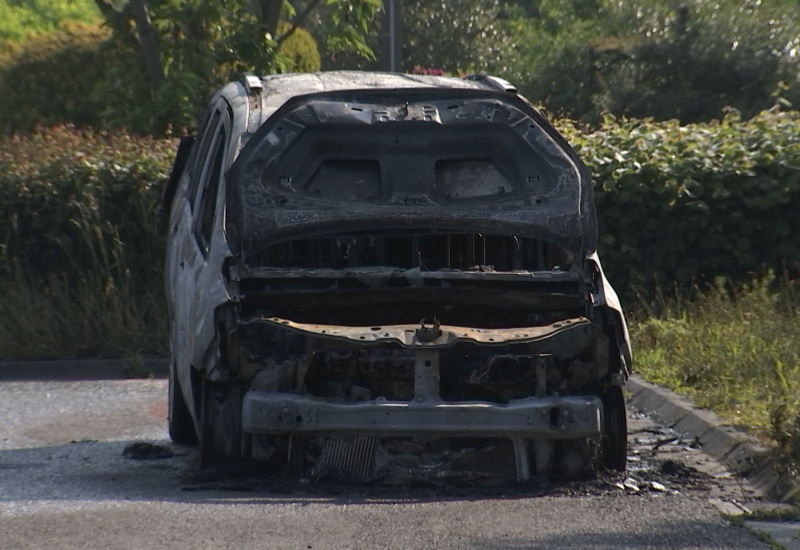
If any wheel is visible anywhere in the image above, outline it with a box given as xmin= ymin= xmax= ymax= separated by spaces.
xmin=199 ymin=378 xmax=244 ymax=467
xmin=600 ymin=385 xmax=627 ymax=471
xmin=168 ymin=362 xmax=198 ymax=445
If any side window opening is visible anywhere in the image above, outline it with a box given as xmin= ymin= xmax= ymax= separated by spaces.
xmin=188 ymin=109 xmax=222 ymax=211
xmin=197 ymin=136 xmax=225 ymax=254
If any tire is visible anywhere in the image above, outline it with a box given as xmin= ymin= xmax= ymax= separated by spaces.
xmin=168 ymin=362 xmax=198 ymax=445
xmin=199 ymin=378 xmax=244 ymax=467
xmin=601 ymin=385 xmax=627 ymax=471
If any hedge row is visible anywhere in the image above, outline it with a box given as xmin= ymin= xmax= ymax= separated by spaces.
xmin=3 ymin=111 xmax=800 ymax=291
xmin=556 ymin=108 xmax=800 ymax=294
xmin=0 ymin=126 xmax=173 ymax=358
xmin=1 ymin=110 xmax=799 ymax=356
xmin=0 ymin=126 xmax=173 ymax=282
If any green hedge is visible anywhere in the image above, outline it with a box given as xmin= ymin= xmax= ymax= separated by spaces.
xmin=278 ymin=23 xmax=321 ymax=73
xmin=0 ymin=126 xmax=174 ymax=358
xmin=556 ymin=109 xmax=800 ymax=294
xmin=0 ymin=22 xmax=114 ymax=134
xmin=0 ymin=126 xmax=173 ymax=279
xmin=2 ymin=110 xmax=799 ymax=357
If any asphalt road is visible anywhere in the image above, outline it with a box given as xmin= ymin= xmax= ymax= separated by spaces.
xmin=0 ymin=379 xmax=768 ymax=549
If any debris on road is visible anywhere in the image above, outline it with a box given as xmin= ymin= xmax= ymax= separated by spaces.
xmin=123 ymin=441 xmax=174 ymax=460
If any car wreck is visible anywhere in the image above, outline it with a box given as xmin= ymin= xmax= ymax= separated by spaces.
xmin=164 ymin=71 xmax=631 ymax=483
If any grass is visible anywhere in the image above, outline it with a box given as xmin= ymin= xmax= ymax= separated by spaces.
xmin=0 ymin=0 xmax=100 ymax=42
xmin=745 ymin=507 xmax=800 ymax=522
xmin=0 ymin=271 xmax=166 ymax=359
xmin=728 ymin=519 xmax=786 ymax=550
xmin=631 ymin=272 xmax=800 ymax=478
xmin=726 ymin=506 xmax=800 ymax=550
xmin=0 ymin=126 xmax=173 ymax=360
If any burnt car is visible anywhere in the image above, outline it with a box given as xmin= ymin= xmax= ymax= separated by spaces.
xmin=163 ymin=71 xmax=631 ymax=482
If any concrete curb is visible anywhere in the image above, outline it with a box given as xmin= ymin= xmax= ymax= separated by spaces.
xmin=0 ymin=357 xmax=169 ymax=380
xmin=627 ymin=373 xmax=785 ymax=500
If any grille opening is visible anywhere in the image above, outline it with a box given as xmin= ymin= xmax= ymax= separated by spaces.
xmin=301 ymin=346 xmax=584 ymax=403
xmin=257 ymin=233 xmax=571 ymax=272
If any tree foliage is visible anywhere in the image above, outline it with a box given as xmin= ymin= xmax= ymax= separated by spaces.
xmin=401 ymin=0 xmax=512 ymax=74
xmin=507 ymin=0 xmax=800 ymax=123
xmin=5 ymin=0 xmax=800 ymax=129
xmin=556 ymin=107 xmax=800 ymax=292
xmin=310 ymin=0 xmax=800 ymax=123
xmin=312 ymin=0 xmax=512 ymax=75
xmin=92 ymin=0 xmax=381 ymax=134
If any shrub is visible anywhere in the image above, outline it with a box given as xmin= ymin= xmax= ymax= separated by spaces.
xmin=0 ymin=21 xmax=112 ymax=134
xmin=0 ymin=19 xmax=320 ymax=136
xmin=509 ymin=1 xmax=800 ymax=124
xmin=279 ymin=24 xmax=321 ymax=73
xmin=632 ymin=274 xmax=800 ymax=471
xmin=555 ymin=108 xmax=800 ymax=296
xmin=590 ymin=2 xmax=800 ymax=123
xmin=0 ymin=126 xmax=175 ymax=358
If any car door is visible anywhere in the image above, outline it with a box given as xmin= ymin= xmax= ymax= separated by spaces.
xmin=188 ymin=101 xmax=234 ymax=376
xmin=168 ymin=99 xmax=231 ymax=400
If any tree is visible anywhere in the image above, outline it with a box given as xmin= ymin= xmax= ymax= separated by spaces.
xmin=92 ymin=0 xmax=382 ymax=134
xmin=402 ymin=0 xmax=513 ymax=75
xmin=307 ymin=0 xmax=516 ymax=75
xmin=587 ymin=0 xmax=800 ymax=122
xmin=506 ymin=0 xmax=800 ymax=123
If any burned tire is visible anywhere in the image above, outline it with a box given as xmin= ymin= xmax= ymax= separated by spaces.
xmin=199 ymin=378 xmax=244 ymax=467
xmin=600 ymin=385 xmax=627 ymax=471
xmin=168 ymin=362 xmax=198 ymax=445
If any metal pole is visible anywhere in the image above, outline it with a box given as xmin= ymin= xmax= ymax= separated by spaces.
xmin=388 ymin=0 xmax=396 ymax=72
xmin=382 ymin=0 xmax=402 ymax=72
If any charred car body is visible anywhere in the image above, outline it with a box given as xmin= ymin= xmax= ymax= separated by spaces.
xmin=164 ymin=71 xmax=631 ymax=482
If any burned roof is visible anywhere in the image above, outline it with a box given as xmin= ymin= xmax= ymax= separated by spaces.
xmin=246 ymin=71 xmax=516 ymax=121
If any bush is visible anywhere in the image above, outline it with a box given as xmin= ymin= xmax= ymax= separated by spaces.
xmin=509 ymin=1 xmax=800 ymax=124
xmin=589 ymin=2 xmax=800 ymax=123
xmin=632 ymin=274 xmax=800 ymax=471
xmin=0 ymin=19 xmax=320 ymax=136
xmin=0 ymin=22 xmax=113 ymax=134
xmin=556 ymin=108 xmax=800 ymax=295
xmin=0 ymin=126 xmax=175 ymax=358
xmin=278 ymin=23 xmax=321 ymax=73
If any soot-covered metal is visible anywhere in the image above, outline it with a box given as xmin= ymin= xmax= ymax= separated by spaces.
xmin=164 ymin=71 xmax=631 ymax=483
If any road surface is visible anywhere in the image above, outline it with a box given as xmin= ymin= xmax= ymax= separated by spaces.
xmin=0 ymin=378 xmax=767 ymax=549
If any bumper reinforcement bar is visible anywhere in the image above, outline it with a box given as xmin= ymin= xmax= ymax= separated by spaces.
xmin=242 ymin=392 xmax=603 ymax=439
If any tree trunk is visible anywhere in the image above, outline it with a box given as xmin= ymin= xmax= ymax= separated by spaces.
xmin=260 ymin=0 xmax=283 ymax=38
xmin=277 ymin=0 xmax=324 ymax=44
xmin=130 ymin=0 xmax=164 ymax=83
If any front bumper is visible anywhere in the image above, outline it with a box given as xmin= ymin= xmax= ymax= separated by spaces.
xmin=242 ymin=392 xmax=603 ymax=439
